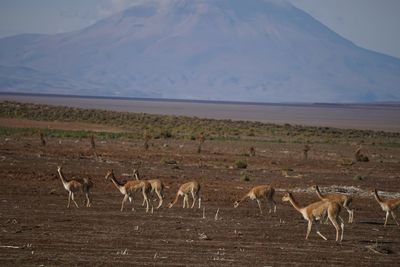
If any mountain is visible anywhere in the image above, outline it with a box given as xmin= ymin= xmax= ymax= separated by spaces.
xmin=0 ymin=0 xmax=399 ymax=102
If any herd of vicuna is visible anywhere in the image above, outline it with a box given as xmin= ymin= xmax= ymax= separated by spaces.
xmin=57 ymin=166 xmax=400 ymax=243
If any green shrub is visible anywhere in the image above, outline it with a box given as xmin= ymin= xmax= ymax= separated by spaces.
xmin=353 ymin=174 xmax=365 ymax=181
xmin=240 ymin=174 xmax=250 ymax=181
xmin=235 ymin=160 xmax=248 ymax=169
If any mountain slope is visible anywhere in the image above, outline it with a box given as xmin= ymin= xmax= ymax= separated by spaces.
xmin=0 ymin=0 xmax=399 ymax=102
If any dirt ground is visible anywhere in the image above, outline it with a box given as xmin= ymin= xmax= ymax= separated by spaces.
xmin=1 ymin=119 xmax=400 ymax=266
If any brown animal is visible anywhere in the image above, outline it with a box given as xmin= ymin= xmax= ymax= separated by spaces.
xmin=168 ymin=181 xmax=201 ymax=209
xmin=57 ymin=166 xmax=93 ymax=208
xmin=133 ymin=169 xmax=165 ymax=209
xmin=371 ymin=189 xmax=400 ymax=227
xmin=234 ymin=185 xmax=276 ymax=214
xmin=105 ymin=169 xmax=152 ymax=212
xmin=312 ymin=185 xmax=354 ymax=223
xmin=282 ymin=192 xmax=344 ymax=242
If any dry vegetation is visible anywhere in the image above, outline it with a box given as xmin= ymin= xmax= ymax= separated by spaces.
xmin=1 ymin=101 xmax=400 ymax=145
xmin=0 ymin=101 xmax=400 ymax=266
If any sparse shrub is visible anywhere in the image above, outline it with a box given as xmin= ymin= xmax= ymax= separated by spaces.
xmin=197 ymin=133 xmax=206 ymax=154
xmin=249 ymin=146 xmax=256 ymax=157
xmin=354 ymin=145 xmax=369 ymax=162
xmin=303 ymin=144 xmax=310 ymax=160
xmin=161 ymin=158 xmax=177 ymax=165
xmin=39 ymin=131 xmax=46 ymax=146
xmin=353 ymin=174 xmax=365 ymax=181
xmin=339 ymin=158 xmax=354 ymax=166
xmin=235 ymin=160 xmax=247 ymax=169
xmin=357 ymin=154 xmax=369 ymax=162
xmin=90 ymin=134 xmax=96 ymax=149
xmin=239 ymin=174 xmax=250 ymax=181
xmin=159 ymin=129 xmax=173 ymax=139
xmin=248 ymin=129 xmax=255 ymax=136
xmin=143 ymin=130 xmax=151 ymax=150
xmin=282 ymin=167 xmax=294 ymax=172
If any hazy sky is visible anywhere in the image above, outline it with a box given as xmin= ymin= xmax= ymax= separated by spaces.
xmin=1 ymin=0 xmax=399 ymax=58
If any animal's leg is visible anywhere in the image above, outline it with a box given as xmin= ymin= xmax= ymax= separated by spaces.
xmin=344 ymin=205 xmax=353 ymax=223
xmin=142 ymin=190 xmax=149 ymax=213
xmin=155 ymin=189 xmax=163 ymax=209
xmin=256 ymin=199 xmax=262 ymax=214
xmin=191 ymin=191 xmax=196 ymax=209
xmin=391 ymin=211 xmax=400 ymax=226
xmin=182 ymin=194 xmax=186 ymax=208
xmin=86 ymin=192 xmax=92 ymax=207
xmin=184 ymin=194 xmax=189 ymax=208
xmin=67 ymin=191 xmax=71 ymax=208
xmin=328 ymin=215 xmax=341 ymax=242
xmin=121 ymin=194 xmax=128 ymax=212
xmin=339 ymin=216 xmax=345 ymax=242
xmin=315 ymin=226 xmax=328 ymax=240
xmin=71 ymin=193 xmax=79 ymax=208
xmin=384 ymin=211 xmax=390 ymax=226
xmin=272 ymin=199 xmax=277 ymax=213
xmin=306 ymin=221 xmax=312 ymax=239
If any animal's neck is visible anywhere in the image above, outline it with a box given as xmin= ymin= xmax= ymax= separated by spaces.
xmin=109 ymin=173 xmax=123 ymax=189
xmin=287 ymin=195 xmax=303 ymax=213
xmin=58 ymin=170 xmax=68 ymax=186
xmin=170 ymin=191 xmax=181 ymax=207
xmin=239 ymin=193 xmax=249 ymax=203
xmin=134 ymin=171 xmax=140 ymax=181
xmin=373 ymin=190 xmax=384 ymax=204
xmin=315 ymin=186 xmax=325 ymax=199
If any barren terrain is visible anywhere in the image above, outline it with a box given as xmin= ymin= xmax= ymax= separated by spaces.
xmin=0 ymin=118 xmax=400 ymax=266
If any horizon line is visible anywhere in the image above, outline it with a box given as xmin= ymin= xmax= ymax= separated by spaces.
xmin=0 ymin=91 xmax=399 ymax=108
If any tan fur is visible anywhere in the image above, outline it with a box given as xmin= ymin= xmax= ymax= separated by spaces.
xmin=234 ymin=185 xmax=276 ymax=214
xmin=105 ymin=169 xmax=152 ymax=212
xmin=168 ymin=181 xmax=201 ymax=209
xmin=133 ymin=169 xmax=165 ymax=209
xmin=312 ymin=185 xmax=354 ymax=223
xmin=57 ymin=166 xmax=93 ymax=208
xmin=282 ymin=192 xmax=344 ymax=242
xmin=372 ymin=189 xmax=400 ymax=227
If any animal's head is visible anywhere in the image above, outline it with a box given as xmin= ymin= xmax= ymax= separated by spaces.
xmin=311 ymin=185 xmax=318 ymax=191
xmin=233 ymin=201 xmax=240 ymax=208
xmin=105 ymin=169 xmax=114 ymax=180
xmin=57 ymin=166 xmax=62 ymax=172
xmin=167 ymin=202 xmax=174 ymax=208
xmin=133 ymin=169 xmax=140 ymax=180
xmin=282 ymin=192 xmax=292 ymax=202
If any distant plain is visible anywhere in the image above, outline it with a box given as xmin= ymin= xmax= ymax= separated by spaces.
xmin=0 ymin=93 xmax=399 ymax=132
